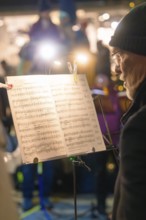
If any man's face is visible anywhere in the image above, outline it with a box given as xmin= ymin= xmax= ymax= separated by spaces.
xmin=112 ymin=48 xmax=146 ymax=99
xmin=112 ymin=49 xmax=129 ymax=85
xmin=111 ymin=49 xmax=137 ymax=99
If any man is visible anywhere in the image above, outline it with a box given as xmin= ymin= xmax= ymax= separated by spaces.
xmin=18 ymin=0 xmax=61 ymax=75
xmin=109 ymin=3 xmax=146 ymax=220
xmin=29 ymin=1 xmax=60 ymax=43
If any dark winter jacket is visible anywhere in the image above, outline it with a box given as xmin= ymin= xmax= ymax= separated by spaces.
xmin=29 ymin=18 xmax=61 ymax=43
xmin=112 ymin=79 xmax=146 ymax=220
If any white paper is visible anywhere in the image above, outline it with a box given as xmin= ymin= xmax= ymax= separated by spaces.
xmin=6 ymin=74 xmax=105 ymax=164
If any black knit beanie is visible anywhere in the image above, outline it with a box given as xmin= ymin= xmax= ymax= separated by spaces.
xmin=109 ymin=3 xmax=146 ymax=56
xmin=38 ymin=0 xmax=51 ymax=12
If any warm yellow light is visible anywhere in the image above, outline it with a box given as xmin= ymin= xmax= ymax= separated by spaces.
xmin=75 ymin=53 xmax=89 ymax=64
xmin=129 ymin=2 xmax=135 ymax=8
xmin=118 ymin=85 xmax=124 ymax=91
xmin=4 ymin=156 xmax=8 ymax=163
xmin=53 ymin=60 xmax=62 ymax=66
xmin=107 ymin=162 xmax=115 ymax=171
xmin=0 ymin=19 xmax=4 ymax=27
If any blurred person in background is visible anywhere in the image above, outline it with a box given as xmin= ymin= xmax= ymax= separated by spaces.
xmin=109 ymin=3 xmax=146 ymax=220
xmin=21 ymin=160 xmax=55 ymax=211
xmin=59 ymin=10 xmax=89 ymax=53
xmin=29 ymin=0 xmax=60 ymax=43
xmin=96 ymin=40 xmax=111 ymax=79
xmin=59 ymin=10 xmax=96 ymax=87
xmin=18 ymin=0 xmax=61 ymax=75
xmin=18 ymin=1 xmax=57 ymax=211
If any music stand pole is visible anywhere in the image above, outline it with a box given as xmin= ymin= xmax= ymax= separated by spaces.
xmin=72 ymin=161 xmax=77 ymax=220
xmin=70 ymin=156 xmax=91 ymax=220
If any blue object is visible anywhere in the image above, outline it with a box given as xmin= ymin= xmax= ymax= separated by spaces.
xmin=59 ymin=0 xmax=76 ymax=24
xmin=38 ymin=0 xmax=51 ymax=12
xmin=22 ymin=198 xmax=33 ymax=211
xmin=6 ymin=134 xmax=18 ymax=152
xmin=21 ymin=161 xmax=54 ymax=199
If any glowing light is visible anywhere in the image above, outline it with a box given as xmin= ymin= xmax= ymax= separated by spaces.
xmin=0 ymin=19 xmax=4 ymax=27
xmin=99 ymin=13 xmax=110 ymax=22
xmin=76 ymin=9 xmax=86 ymax=18
xmin=15 ymin=36 xmax=28 ymax=47
xmin=38 ymin=43 xmax=57 ymax=60
xmin=111 ymin=21 xmax=119 ymax=30
xmin=107 ymin=162 xmax=115 ymax=171
xmin=129 ymin=2 xmax=135 ymax=8
xmin=4 ymin=156 xmax=8 ymax=163
xmin=118 ymin=85 xmax=124 ymax=91
xmin=97 ymin=27 xmax=113 ymax=45
xmin=102 ymin=13 xmax=110 ymax=20
xmin=75 ymin=53 xmax=89 ymax=64
xmin=98 ymin=16 xmax=104 ymax=22
xmin=72 ymin=25 xmax=80 ymax=31
xmin=53 ymin=60 xmax=62 ymax=66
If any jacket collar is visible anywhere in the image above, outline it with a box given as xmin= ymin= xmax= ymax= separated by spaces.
xmin=121 ymin=79 xmax=146 ymax=125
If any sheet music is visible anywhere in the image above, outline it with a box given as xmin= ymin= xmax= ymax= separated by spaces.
xmin=6 ymin=74 xmax=105 ymax=164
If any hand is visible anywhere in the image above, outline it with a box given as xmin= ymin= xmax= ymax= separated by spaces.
xmin=0 ymin=83 xmax=13 ymax=89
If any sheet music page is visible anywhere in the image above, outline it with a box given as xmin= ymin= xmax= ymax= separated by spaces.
xmin=6 ymin=74 xmax=105 ymax=164
xmin=6 ymin=75 xmax=67 ymax=163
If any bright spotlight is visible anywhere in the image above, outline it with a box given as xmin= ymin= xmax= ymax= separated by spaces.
xmin=38 ymin=42 xmax=57 ymax=60
xmin=75 ymin=53 xmax=89 ymax=64
xmin=53 ymin=60 xmax=62 ymax=66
